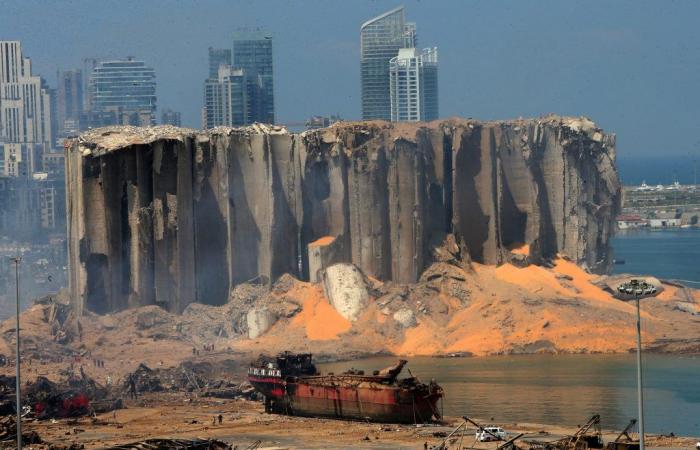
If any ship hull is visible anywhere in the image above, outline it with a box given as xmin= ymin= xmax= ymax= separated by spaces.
xmin=249 ymin=376 xmax=441 ymax=423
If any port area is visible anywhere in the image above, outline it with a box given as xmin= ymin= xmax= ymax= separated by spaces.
xmin=21 ymin=393 xmax=697 ymax=449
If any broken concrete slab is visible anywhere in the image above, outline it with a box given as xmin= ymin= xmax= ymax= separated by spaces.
xmin=246 ymin=308 xmax=278 ymax=339
xmin=322 ymin=263 xmax=369 ymax=322
xmin=307 ymin=235 xmax=343 ymax=283
xmin=393 ymin=308 xmax=417 ymax=328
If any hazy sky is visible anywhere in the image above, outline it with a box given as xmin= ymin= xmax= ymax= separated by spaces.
xmin=2 ymin=0 xmax=699 ymax=157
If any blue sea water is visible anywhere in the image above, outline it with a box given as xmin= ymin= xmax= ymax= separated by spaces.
xmin=611 ymin=228 xmax=700 ymax=287
xmin=617 ymin=155 xmax=698 ymax=186
xmin=321 ymin=354 xmax=700 ymax=436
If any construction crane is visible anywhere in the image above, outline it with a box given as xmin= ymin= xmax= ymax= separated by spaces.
xmin=525 ymin=415 xmax=603 ymax=450
xmin=605 ymin=420 xmax=640 ymax=450
xmin=433 ymin=416 xmax=525 ymax=450
xmin=568 ymin=414 xmax=604 ymax=450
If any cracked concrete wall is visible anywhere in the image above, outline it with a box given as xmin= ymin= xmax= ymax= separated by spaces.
xmin=66 ymin=117 xmax=620 ymax=315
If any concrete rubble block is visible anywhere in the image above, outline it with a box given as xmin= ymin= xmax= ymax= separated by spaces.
xmin=135 ymin=305 xmax=174 ymax=330
xmin=419 ymin=262 xmax=467 ymax=283
xmin=322 ymin=263 xmax=369 ymax=322
xmin=246 ymin=307 xmax=278 ymax=339
xmin=429 ymin=233 xmax=471 ymax=270
xmin=392 ymin=308 xmax=417 ymax=328
xmin=307 ymin=235 xmax=342 ymax=283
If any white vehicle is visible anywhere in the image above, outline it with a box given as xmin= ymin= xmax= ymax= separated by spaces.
xmin=476 ymin=426 xmax=507 ymax=442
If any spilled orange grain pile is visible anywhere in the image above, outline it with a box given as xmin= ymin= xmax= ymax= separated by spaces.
xmin=289 ymin=283 xmax=351 ymax=340
xmin=240 ymin=255 xmax=697 ymax=357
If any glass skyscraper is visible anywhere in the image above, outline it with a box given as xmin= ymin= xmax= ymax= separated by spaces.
xmin=233 ymin=30 xmax=274 ymax=124
xmin=389 ymin=47 xmax=438 ymax=122
xmin=56 ymin=69 xmax=84 ymax=137
xmin=88 ymin=58 xmax=157 ymax=126
xmin=360 ymin=6 xmax=416 ymax=120
xmin=204 ymin=65 xmax=248 ymax=128
xmin=208 ymin=47 xmax=232 ymax=79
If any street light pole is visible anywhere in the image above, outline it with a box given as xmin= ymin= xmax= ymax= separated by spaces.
xmin=616 ymin=279 xmax=655 ymax=450
xmin=11 ymin=256 xmax=22 ymax=450
xmin=635 ymin=297 xmax=645 ymax=450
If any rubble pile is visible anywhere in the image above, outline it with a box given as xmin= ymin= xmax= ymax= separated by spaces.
xmin=0 ymin=293 xmax=80 ymax=365
xmin=0 ymin=416 xmax=43 ymax=446
xmin=0 ymin=370 xmax=119 ymax=422
xmin=123 ymin=362 xmax=256 ymax=399
xmin=104 ymin=438 xmax=231 ymax=450
xmin=35 ymin=294 xmax=82 ymax=345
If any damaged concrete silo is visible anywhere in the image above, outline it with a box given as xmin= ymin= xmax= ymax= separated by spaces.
xmin=65 ymin=117 xmax=621 ymax=315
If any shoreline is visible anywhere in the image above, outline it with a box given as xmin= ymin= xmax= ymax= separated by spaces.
xmin=315 ymin=348 xmax=700 ymax=363
xmin=21 ymin=393 xmax=700 ymax=449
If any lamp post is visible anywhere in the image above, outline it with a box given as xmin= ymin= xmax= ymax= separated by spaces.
xmin=10 ymin=256 xmax=21 ymax=450
xmin=633 ymin=295 xmax=644 ymax=450
xmin=616 ymin=279 xmax=658 ymax=450
xmin=11 ymin=256 xmax=22 ymax=450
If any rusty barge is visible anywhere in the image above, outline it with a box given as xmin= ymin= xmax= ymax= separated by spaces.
xmin=247 ymin=353 xmax=443 ymax=423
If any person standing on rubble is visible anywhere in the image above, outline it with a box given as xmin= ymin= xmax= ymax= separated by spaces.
xmin=128 ymin=374 xmax=138 ymax=399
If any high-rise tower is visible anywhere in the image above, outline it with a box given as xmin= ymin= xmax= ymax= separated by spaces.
xmin=203 ymin=65 xmax=248 ymax=128
xmin=88 ymin=58 xmax=156 ymax=127
xmin=0 ymin=41 xmax=53 ymax=177
xmin=0 ymin=41 xmax=53 ymax=145
xmin=360 ymin=7 xmax=416 ymax=120
xmin=390 ymin=47 xmax=438 ymax=122
xmin=233 ymin=30 xmax=274 ymax=124
xmin=208 ymin=47 xmax=232 ymax=79
xmin=56 ymin=69 xmax=84 ymax=137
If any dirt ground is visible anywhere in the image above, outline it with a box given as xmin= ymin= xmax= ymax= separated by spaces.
xmin=14 ymin=392 xmax=697 ymax=449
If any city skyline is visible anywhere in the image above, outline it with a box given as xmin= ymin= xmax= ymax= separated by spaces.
xmin=1 ymin=1 xmax=699 ymax=156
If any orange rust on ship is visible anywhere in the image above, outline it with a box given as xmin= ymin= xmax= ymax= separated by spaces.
xmin=248 ymin=353 xmax=443 ymax=423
